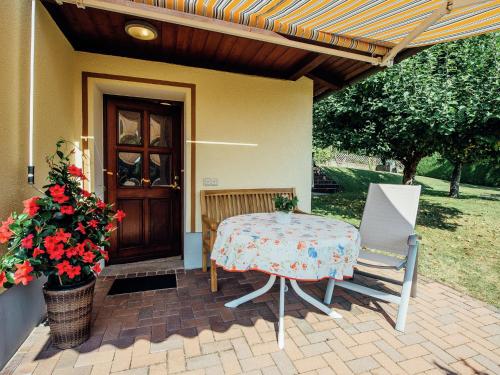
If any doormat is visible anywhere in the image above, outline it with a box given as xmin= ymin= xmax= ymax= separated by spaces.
xmin=108 ymin=274 xmax=177 ymax=295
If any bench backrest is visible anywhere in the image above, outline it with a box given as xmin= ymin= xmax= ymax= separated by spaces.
xmin=200 ymin=188 xmax=297 ymax=223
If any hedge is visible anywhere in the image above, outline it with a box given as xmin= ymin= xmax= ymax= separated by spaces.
xmin=416 ymin=154 xmax=499 ymax=188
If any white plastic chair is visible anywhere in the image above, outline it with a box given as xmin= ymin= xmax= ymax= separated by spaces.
xmin=324 ymin=183 xmax=421 ymax=332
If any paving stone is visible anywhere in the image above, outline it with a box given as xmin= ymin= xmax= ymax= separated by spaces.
xmin=239 ymin=354 xmax=275 ymax=372
xmin=345 ymin=356 xmax=380 ymax=374
xmin=186 ymin=353 xmax=221 ymax=370
xmin=220 ymin=350 xmax=242 ymax=374
xmin=397 ymin=357 xmax=434 ymax=374
xmin=294 ymin=355 xmax=329 ymax=373
xmin=4 ymin=267 xmax=500 ymax=375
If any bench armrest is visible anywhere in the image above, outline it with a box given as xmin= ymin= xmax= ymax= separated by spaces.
xmin=202 ymin=215 xmax=219 ymax=231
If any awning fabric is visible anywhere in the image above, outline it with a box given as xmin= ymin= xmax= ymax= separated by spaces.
xmin=131 ymin=0 xmax=500 ymax=56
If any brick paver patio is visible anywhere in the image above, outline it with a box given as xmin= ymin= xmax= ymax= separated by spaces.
xmin=1 ymin=265 xmax=499 ymax=375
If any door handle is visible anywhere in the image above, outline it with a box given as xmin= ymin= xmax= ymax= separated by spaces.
xmin=166 ymin=181 xmax=181 ymax=190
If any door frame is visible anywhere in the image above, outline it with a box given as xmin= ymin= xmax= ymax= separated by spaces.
xmin=81 ymin=72 xmax=197 ymax=233
xmin=103 ymin=94 xmax=185 ymax=264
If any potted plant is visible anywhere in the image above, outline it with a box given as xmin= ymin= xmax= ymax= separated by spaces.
xmin=0 ymin=141 xmax=125 ymax=349
xmin=272 ymin=195 xmax=298 ymax=224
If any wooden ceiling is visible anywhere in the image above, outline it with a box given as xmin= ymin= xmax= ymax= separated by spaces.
xmin=41 ymin=0 xmax=405 ymax=99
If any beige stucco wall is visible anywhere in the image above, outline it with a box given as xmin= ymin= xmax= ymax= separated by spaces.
xmin=74 ymin=53 xmax=313 ymax=232
xmin=0 ymin=1 xmax=313 ymax=236
xmin=0 ymin=1 xmax=76 ymax=222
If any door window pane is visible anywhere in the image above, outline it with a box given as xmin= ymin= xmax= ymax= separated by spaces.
xmin=150 ymin=154 xmax=171 ymax=186
xmin=150 ymin=114 xmax=171 ymax=147
xmin=118 ymin=110 xmax=142 ymax=145
xmin=118 ymin=152 xmax=142 ymax=186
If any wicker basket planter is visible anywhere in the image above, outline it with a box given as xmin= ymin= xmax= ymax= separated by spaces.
xmin=43 ymin=276 xmax=96 ymax=349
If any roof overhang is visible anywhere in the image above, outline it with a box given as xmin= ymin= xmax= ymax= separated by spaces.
xmin=45 ymin=0 xmax=500 ymax=98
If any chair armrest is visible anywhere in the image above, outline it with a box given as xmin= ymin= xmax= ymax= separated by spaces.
xmin=202 ymin=215 xmax=219 ymax=231
xmin=407 ymin=233 xmax=422 ymax=246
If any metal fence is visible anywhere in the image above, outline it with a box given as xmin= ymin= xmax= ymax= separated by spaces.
xmin=318 ymin=150 xmax=404 ymax=172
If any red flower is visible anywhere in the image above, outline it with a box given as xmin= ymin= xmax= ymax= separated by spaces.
xmin=77 ymin=222 xmax=86 ymax=234
xmin=47 ymin=243 xmax=65 ymax=260
xmin=114 ymin=210 xmax=126 ymax=222
xmin=0 ymin=271 xmax=7 ymax=287
xmin=54 ymin=229 xmax=71 ymax=244
xmin=23 ymin=197 xmax=40 ymax=216
xmin=21 ymin=234 xmax=34 ymax=249
xmin=65 ymin=247 xmax=79 ymax=258
xmin=49 ymin=185 xmax=69 ymax=204
xmin=60 ymin=205 xmax=75 ymax=215
xmin=56 ymin=261 xmax=81 ymax=279
xmin=44 ymin=236 xmax=58 ymax=251
xmin=68 ymin=164 xmax=84 ymax=178
xmin=88 ymin=220 xmax=98 ymax=228
xmin=32 ymin=247 xmax=45 ymax=257
xmin=0 ymin=217 xmax=14 ymax=244
xmin=82 ymin=251 xmax=95 ymax=263
xmin=75 ymin=242 xmax=86 ymax=255
xmin=81 ymin=189 xmax=91 ymax=198
xmin=105 ymin=223 xmax=116 ymax=232
xmin=97 ymin=200 xmax=106 ymax=210
xmin=56 ymin=260 xmax=71 ymax=276
xmin=66 ymin=265 xmax=81 ymax=279
xmin=92 ymin=263 xmax=102 ymax=274
xmin=14 ymin=261 xmax=34 ymax=286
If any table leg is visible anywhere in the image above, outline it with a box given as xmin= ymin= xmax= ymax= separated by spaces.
xmin=290 ymin=280 xmax=342 ymax=319
xmin=278 ymin=277 xmax=286 ymax=349
xmin=224 ymin=275 xmax=276 ymax=308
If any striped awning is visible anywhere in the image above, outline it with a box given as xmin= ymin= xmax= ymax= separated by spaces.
xmin=131 ymin=0 xmax=500 ymax=56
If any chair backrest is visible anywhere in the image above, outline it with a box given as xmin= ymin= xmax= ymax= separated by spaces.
xmin=200 ymin=188 xmax=296 ymax=223
xmin=359 ymin=183 xmax=421 ymax=256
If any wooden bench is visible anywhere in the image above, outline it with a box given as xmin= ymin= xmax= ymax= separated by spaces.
xmin=200 ymin=188 xmax=297 ymax=292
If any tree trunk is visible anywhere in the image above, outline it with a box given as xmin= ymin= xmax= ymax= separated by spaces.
xmin=449 ymin=162 xmax=462 ymax=198
xmin=402 ymin=157 xmax=421 ymax=185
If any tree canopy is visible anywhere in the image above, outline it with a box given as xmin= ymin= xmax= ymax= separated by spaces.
xmin=314 ymin=33 xmax=500 ymax=187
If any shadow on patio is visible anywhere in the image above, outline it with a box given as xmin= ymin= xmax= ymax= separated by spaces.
xmin=2 ymin=266 xmax=499 ymax=374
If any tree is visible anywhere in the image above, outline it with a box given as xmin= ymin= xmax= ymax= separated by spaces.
xmin=315 ymin=50 xmax=446 ymax=184
xmin=314 ymin=34 xmax=499 ymax=186
xmin=432 ymin=35 xmax=499 ymax=197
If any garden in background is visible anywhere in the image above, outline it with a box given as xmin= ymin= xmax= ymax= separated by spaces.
xmin=312 ymin=167 xmax=500 ymax=307
xmin=313 ymin=33 xmax=499 ymax=307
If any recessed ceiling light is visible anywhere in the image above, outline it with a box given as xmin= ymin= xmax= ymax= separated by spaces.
xmin=125 ymin=21 xmax=158 ymax=41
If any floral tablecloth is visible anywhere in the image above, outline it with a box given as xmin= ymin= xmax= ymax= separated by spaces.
xmin=211 ymin=213 xmax=361 ymax=281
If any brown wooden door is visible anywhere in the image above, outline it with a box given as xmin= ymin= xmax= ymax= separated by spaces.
xmin=104 ymin=96 xmax=183 ymax=264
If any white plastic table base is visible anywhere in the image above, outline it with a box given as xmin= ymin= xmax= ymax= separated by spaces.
xmin=224 ymin=275 xmax=342 ymax=349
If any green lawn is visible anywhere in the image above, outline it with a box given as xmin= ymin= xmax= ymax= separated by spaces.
xmin=312 ymin=167 xmax=500 ymax=307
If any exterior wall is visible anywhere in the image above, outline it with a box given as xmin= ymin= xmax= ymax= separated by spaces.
xmin=0 ymin=1 xmax=311 ymax=369
xmin=74 ymin=53 xmax=314 ymax=233
xmin=0 ymin=2 xmax=75 ymax=370
xmin=0 ymin=2 xmax=313 ymax=273
xmin=0 ymin=1 xmax=76 ymax=221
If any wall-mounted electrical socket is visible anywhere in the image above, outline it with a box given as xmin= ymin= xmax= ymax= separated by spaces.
xmin=203 ymin=177 xmax=219 ymax=186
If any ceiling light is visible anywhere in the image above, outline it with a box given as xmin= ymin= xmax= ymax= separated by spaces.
xmin=125 ymin=21 xmax=158 ymax=41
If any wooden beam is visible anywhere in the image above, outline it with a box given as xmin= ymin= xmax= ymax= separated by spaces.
xmin=56 ymin=0 xmax=382 ymax=64
xmin=307 ymin=71 xmax=344 ymax=90
xmin=313 ymin=85 xmax=330 ymax=98
xmin=314 ymin=46 xmax=427 ymax=101
xmin=289 ymin=54 xmax=331 ymax=81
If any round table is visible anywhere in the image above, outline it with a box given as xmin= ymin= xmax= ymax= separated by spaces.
xmin=211 ymin=213 xmax=361 ymax=348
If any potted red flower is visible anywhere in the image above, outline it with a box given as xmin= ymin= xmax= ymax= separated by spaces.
xmin=0 ymin=141 xmax=125 ymax=349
